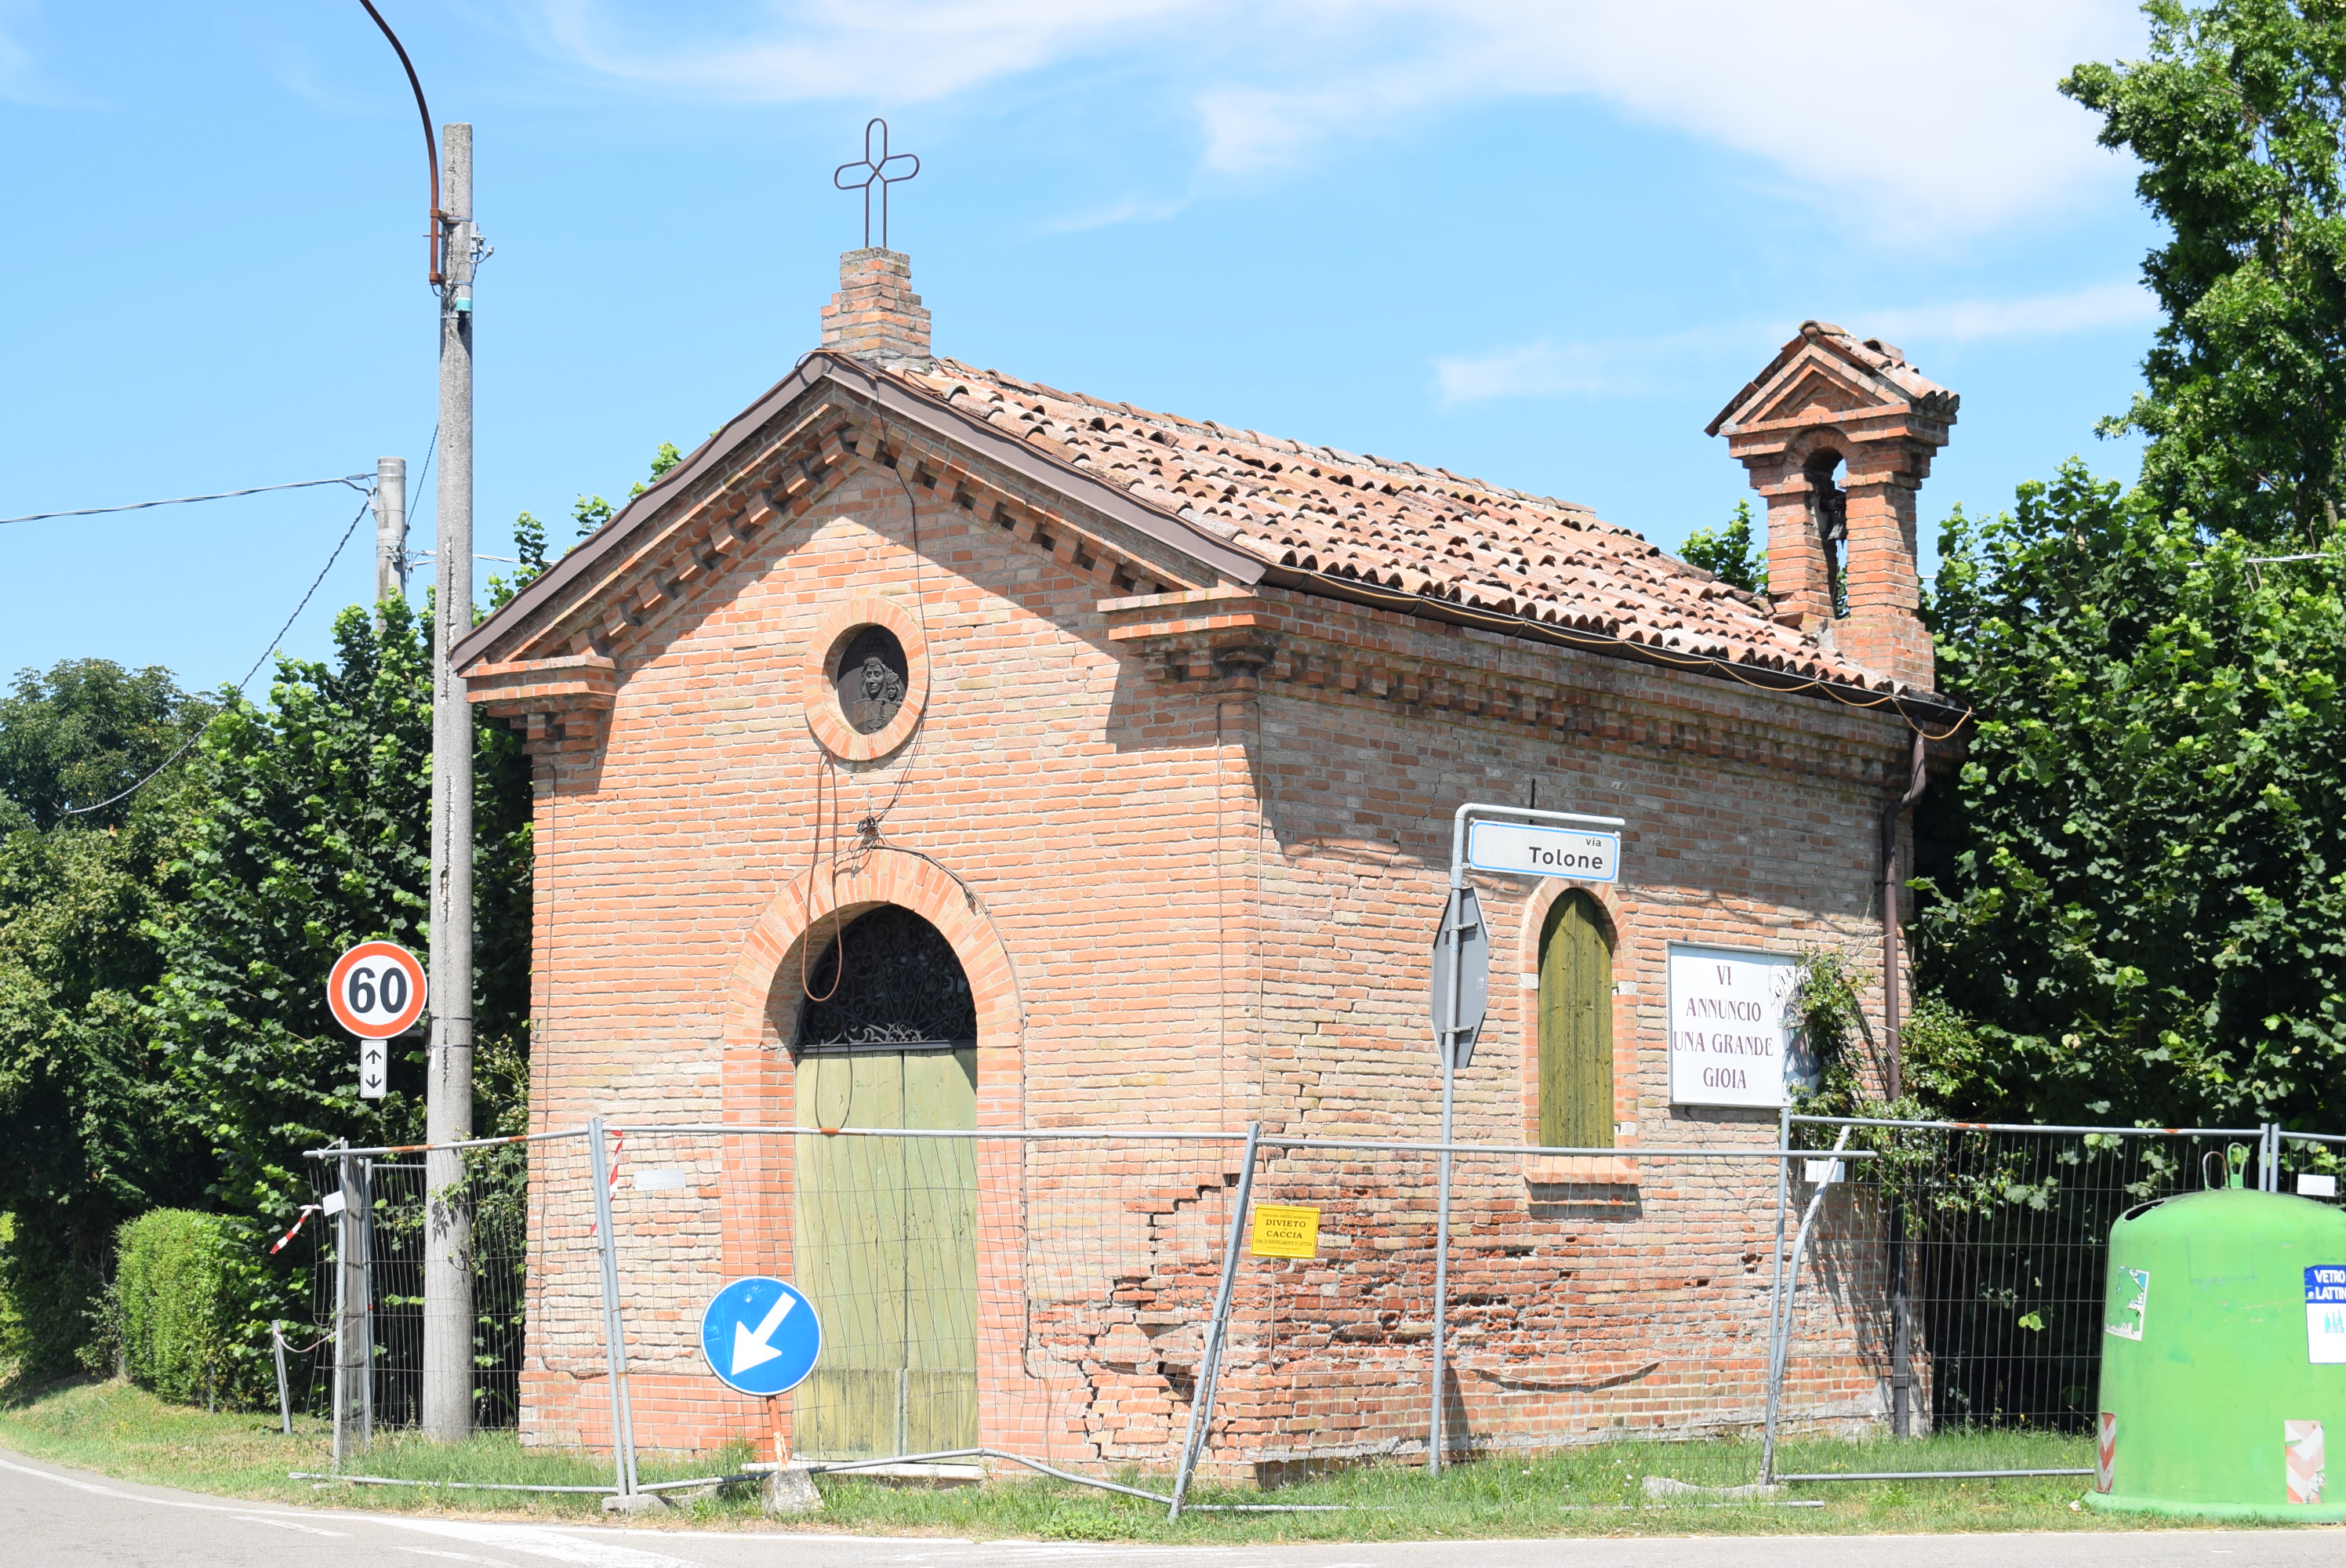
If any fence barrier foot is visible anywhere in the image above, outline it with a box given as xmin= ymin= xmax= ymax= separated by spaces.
xmin=762 ymin=1463 xmax=824 ymax=1515
xmin=601 ymin=1491 xmax=670 ymax=1515
xmin=1645 ymin=1475 xmax=1782 ymax=1501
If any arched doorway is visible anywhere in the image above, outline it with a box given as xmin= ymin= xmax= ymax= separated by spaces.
xmin=791 ymin=905 xmax=979 ymax=1458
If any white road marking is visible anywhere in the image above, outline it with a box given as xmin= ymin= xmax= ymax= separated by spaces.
xmin=398 ymin=1549 xmax=526 ymax=1566
xmin=385 ymin=1519 xmax=706 ymax=1567
xmin=238 ymin=1514 xmax=348 ymax=1536
xmin=873 ymin=1548 xmax=1254 ymax=1563
xmin=0 ymin=1456 xmax=697 ymax=1567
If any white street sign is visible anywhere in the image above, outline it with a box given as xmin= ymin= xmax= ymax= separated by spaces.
xmin=359 ymin=1037 xmax=386 ymax=1100
xmin=1465 ymin=820 xmax=1620 ymax=882
xmin=1667 ymin=943 xmax=1799 ymax=1109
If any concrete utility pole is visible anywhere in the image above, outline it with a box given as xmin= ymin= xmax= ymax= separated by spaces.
xmin=374 ymin=455 xmax=407 ymax=609
xmin=422 ymin=120 xmax=477 ymax=1444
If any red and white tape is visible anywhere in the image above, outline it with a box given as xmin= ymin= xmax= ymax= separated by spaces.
xmin=268 ymin=1205 xmax=322 ymax=1255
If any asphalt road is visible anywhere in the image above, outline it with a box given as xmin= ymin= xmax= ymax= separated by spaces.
xmin=2 ymin=1446 xmax=2337 ymax=1568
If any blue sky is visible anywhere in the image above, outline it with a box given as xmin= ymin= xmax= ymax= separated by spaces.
xmin=1 ymin=1 xmax=2164 ymax=693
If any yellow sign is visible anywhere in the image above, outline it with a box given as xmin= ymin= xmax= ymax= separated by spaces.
xmin=1251 ymin=1203 xmax=1321 ymax=1258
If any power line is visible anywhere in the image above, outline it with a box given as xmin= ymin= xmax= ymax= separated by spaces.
xmin=1 ymin=474 xmax=372 ymax=526
xmin=58 ymin=495 xmax=377 ymax=818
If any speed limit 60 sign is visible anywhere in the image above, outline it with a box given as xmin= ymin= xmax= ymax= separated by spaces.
xmin=329 ymin=941 xmax=428 ymax=1039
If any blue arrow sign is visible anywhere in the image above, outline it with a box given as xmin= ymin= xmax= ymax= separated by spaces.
xmin=699 ymin=1276 xmax=822 ymax=1397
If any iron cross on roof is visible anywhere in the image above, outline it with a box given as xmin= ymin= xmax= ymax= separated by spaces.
xmin=833 ymin=118 xmax=921 ymax=252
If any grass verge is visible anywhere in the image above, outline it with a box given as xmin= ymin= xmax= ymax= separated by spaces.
xmin=0 ymin=1377 xmax=2300 ymax=1541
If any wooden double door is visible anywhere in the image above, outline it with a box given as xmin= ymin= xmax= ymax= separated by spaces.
xmin=790 ymin=1045 xmax=979 ymax=1458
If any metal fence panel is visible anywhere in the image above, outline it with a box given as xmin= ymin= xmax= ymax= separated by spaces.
xmin=1770 ymin=1117 xmax=2276 ymax=1468
xmin=303 ymin=1114 xmax=2346 ymax=1501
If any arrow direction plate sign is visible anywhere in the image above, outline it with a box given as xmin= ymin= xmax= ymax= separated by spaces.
xmin=1428 ymin=887 xmax=1490 ymax=1069
xmin=1465 ymin=820 xmax=1621 ymax=882
xmin=699 ymin=1276 xmax=822 ymax=1397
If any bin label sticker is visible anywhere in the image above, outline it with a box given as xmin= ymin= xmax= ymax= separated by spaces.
xmin=2095 ymin=1411 xmax=2116 ymax=1494
xmin=2287 ymin=1420 xmax=2326 ymax=1504
xmin=2307 ymin=1266 xmax=2346 ymax=1363
xmin=1251 ymin=1204 xmax=1320 ymax=1258
xmin=2106 ymin=1267 xmax=2149 ymax=1341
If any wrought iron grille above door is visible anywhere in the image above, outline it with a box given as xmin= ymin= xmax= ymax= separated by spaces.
xmin=795 ymin=905 xmax=978 ymax=1053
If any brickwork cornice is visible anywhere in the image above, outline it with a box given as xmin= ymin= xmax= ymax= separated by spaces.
xmin=1106 ymin=583 xmax=1913 ymax=786
xmin=466 ymin=652 xmax=617 ymax=756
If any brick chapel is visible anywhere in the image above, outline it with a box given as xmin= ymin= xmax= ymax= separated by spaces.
xmin=453 ymin=246 xmax=1965 ymax=1470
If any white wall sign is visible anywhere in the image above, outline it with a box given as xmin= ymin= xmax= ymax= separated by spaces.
xmin=1465 ymin=820 xmax=1619 ymax=882
xmin=1667 ymin=943 xmax=1799 ymax=1109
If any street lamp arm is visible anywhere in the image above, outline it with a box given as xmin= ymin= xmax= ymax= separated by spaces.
xmin=358 ymin=0 xmax=445 ymax=285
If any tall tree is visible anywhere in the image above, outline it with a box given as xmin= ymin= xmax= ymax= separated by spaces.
xmin=1914 ymin=468 xmax=2346 ymax=1127
xmin=140 ymin=601 xmax=533 ymax=1396
xmin=2065 ymin=0 xmax=2346 ymax=544
xmin=0 ymin=662 xmax=212 ymax=1374
xmin=0 ymin=662 xmax=212 ymax=833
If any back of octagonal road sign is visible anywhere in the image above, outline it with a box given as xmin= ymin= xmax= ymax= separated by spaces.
xmin=700 ymin=1276 xmax=822 ymax=1397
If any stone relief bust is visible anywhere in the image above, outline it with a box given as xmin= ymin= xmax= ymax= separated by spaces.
xmin=835 ymin=626 xmax=910 ymax=734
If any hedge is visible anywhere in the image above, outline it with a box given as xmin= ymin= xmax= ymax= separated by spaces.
xmin=114 ymin=1209 xmax=236 ymax=1406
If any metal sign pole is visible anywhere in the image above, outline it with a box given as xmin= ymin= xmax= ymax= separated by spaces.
xmin=1429 ymin=816 xmax=1466 ymax=1476
xmin=1429 ymin=802 xmax=1625 ymax=1476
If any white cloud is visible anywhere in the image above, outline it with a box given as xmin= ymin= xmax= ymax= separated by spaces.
xmin=1865 ymin=280 xmax=2159 ymax=343
xmin=525 ymin=0 xmax=1197 ymax=104
xmin=1038 ymin=190 xmax=1198 ymax=234
xmin=0 ymin=0 xmax=64 ymax=105
xmin=521 ymin=0 xmax=2147 ymax=237
xmin=1434 ymin=279 xmax=2156 ymax=405
xmin=1433 ymin=328 xmax=1741 ymax=405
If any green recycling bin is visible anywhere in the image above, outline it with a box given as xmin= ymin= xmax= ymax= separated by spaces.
xmin=2086 ymin=1188 xmax=2346 ymax=1520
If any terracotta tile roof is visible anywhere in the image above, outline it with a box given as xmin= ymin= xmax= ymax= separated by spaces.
xmin=895 ymin=358 xmax=1898 ymax=692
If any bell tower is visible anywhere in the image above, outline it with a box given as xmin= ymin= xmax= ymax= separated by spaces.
xmin=1708 ymin=322 xmax=1957 ymax=691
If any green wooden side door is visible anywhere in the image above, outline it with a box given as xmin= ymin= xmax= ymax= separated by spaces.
xmin=1538 ymin=891 xmax=1614 ymax=1149
xmin=792 ymin=1046 xmax=978 ymax=1458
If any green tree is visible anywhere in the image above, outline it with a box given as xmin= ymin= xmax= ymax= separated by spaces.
xmin=1681 ymin=499 xmax=1767 ymax=593
xmin=0 ymin=662 xmax=212 ymax=832
xmin=0 ymin=662 xmax=212 ymax=1377
xmin=2064 ymin=0 xmax=2346 ymax=544
xmin=142 ymin=600 xmax=532 ymax=1396
xmin=1913 ymin=463 xmax=2346 ymax=1127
